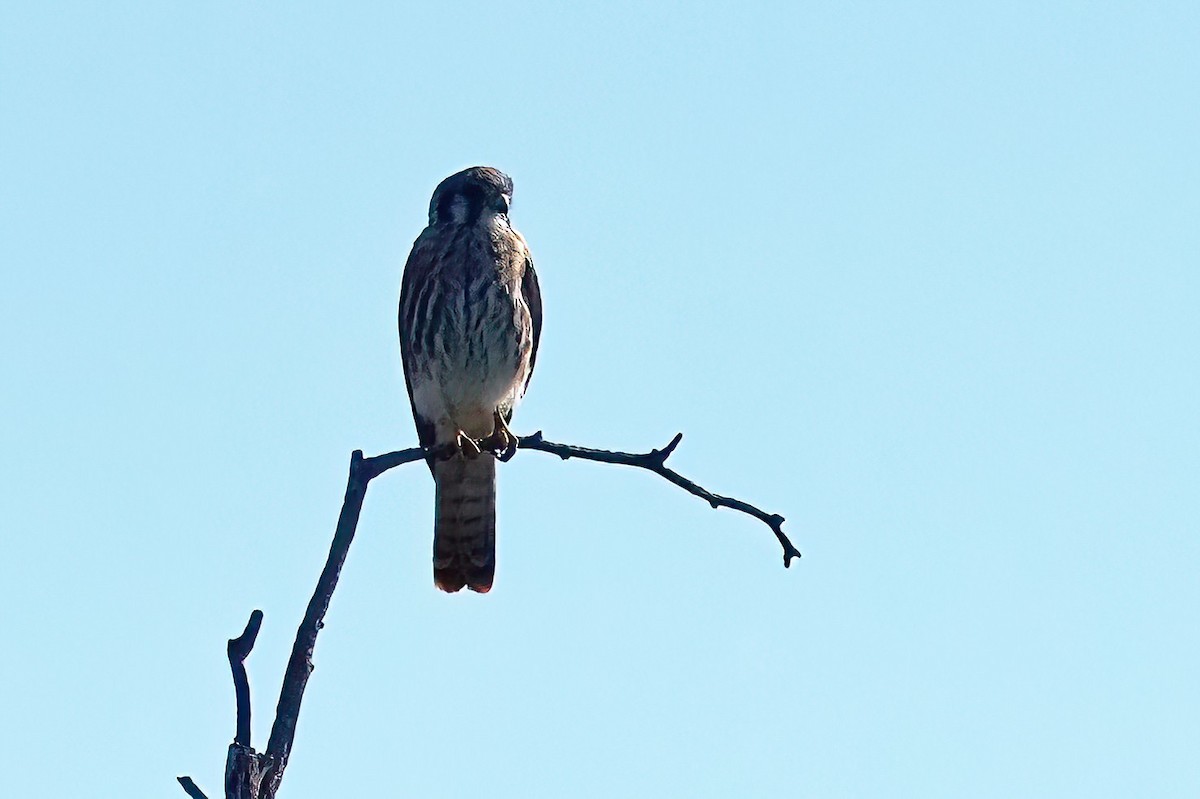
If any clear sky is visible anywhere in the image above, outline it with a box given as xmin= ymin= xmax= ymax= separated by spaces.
xmin=2 ymin=3 xmax=1197 ymax=797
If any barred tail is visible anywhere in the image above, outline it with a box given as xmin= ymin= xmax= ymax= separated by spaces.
xmin=432 ymin=454 xmax=497 ymax=593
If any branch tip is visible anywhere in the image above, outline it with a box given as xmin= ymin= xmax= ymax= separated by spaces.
xmin=229 ymin=609 xmax=263 ymax=654
xmin=649 ymin=432 xmax=683 ymax=466
xmin=177 ymin=776 xmax=209 ymax=799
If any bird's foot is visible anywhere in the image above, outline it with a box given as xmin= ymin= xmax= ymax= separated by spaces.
xmin=479 ymin=410 xmax=518 ymax=462
xmin=455 ymin=431 xmax=483 ymax=459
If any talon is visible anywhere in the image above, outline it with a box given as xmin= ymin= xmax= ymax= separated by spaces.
xmin=480 ymin=410 xmax=519 ymax=462
xmin=456 ymin=432 xmax=482 ymax=459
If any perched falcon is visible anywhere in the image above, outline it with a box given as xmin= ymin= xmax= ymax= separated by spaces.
xmin=398 ymin=166 xmax=542 ymax=593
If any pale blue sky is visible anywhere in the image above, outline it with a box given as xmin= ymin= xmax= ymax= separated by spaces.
xmin=2 ymin=3 xmax=1197 ymax=797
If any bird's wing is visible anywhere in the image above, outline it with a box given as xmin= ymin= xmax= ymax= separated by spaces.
xmin=398 ymin=233 xmax=438 ymax=451
xmin=521 ymin=254 xmax=543 ymax=394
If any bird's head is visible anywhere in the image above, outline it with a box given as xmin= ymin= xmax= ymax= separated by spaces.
xmin=428 ymin=166 xmax=514 ymax=226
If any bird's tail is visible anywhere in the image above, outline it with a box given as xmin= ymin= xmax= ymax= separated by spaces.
xmin=432 ymin=454 xmax=497 ymax=593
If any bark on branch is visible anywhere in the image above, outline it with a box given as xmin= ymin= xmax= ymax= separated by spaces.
xmin=179 ymin=432 xmax=794 ymax=797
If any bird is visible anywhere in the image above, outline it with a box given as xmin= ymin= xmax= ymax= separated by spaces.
xmin=398 ymin=166 xmax=542 ymax=593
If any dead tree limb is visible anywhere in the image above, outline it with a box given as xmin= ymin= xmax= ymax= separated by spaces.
xmin=176 ymin=776 xmax=209 ymax=799
xmin=360 ymin=432 xmax=799 ymax=565
xmin=516 ymin=431 xmax=800 ymax=566
xmin=229 ymin=610 xmax=263 ymax=748
xmin=178 ymin=448 xmax=423 ymax=799
xmin=179 ymin=433 xmax=794 ymax=797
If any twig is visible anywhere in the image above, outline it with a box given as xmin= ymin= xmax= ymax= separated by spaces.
xmin=176 ymin=776 xmax=210 ymax=799
xmin=517 ymin=431 xmax=801 ymax=566
xmin=177 ymin=610 xmax=265 ymax=799
xmin=229 ymin=610 xmax=263 ymax=748
xmin=361 ymin=446 xmax=426 ymax=477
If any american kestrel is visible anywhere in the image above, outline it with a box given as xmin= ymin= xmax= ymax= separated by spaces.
xmin=398 ymin=167 xmax=542 ymax=593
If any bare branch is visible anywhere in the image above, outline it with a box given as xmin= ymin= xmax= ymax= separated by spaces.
xmin=177 ymin=776 xmax=210 ymax=799
xmin=360 ymin=431 xmax=800 ymax=565
xmin=517 ymin=431 xmax=801 ymax=566
xmin=228 ymin=610 xmax=263 ymax=748
xmin=183 ymin=430 xmax=792 ymax=796
xmin=360 ymin=445 xmax=426 ymax=478
xmin=257 ymin=448 xmax=390 ymax=795
xmin=183 ymin=448 xmax=415 ymax=798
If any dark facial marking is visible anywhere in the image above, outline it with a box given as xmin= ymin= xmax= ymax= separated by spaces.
xmin=430 ymin=167 xmax=513 ymax=226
